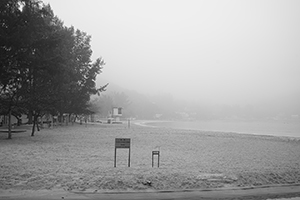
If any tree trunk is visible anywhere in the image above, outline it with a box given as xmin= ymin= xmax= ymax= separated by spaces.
xmin=8 ymin=110 xmax=12 ymax=139
xmin=91 ymin=114 xmax=94 ymax=122
xmin=31 ymin=114 xmax=37 ymax=136
xmin=51 ymin=115 xmax=54 ymax=128
xmin=66 ymin=114 xmax=68 ymax=126
xmin=85 ymin=115 xmax=88 ymax=127
xmin=36 ymin=115 xmax=40 ymax=132
xmin=40 ymin=115 xmax=43 ymax=129
xmin=59 ymin=113 xmax=63 ymax=125
xmin=72 ymin=115 xmax=77 ymax=125
xmin=17 ymin=116 xmax=21 ymax=126
xmin=28 ymin=110 xmax=33 ymax=124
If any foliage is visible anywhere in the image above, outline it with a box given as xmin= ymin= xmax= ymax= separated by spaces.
xmin=0 ymin=0 xmax=106 ymax=138
xmin=89 ymin=95 xmax=113 ymax=117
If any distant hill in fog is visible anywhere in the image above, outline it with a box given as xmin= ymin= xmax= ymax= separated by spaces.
xmin=94 ymin=78 xmax=166 ymax=119
xmin=94 ymin=78 xmax=300 ymax=120
xmin=96 ymin=78 xmax=142 ymax=97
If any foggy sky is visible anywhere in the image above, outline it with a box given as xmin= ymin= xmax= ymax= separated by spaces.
xmin=45 ymin=0 xmax=300 ymax=105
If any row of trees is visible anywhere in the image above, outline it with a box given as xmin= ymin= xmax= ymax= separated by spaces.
xmin=0 ymin=0 xmax=107 ymax=138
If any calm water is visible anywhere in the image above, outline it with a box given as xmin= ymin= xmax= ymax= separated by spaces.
xmin=145 ymin=119 xmax=300 ymax=138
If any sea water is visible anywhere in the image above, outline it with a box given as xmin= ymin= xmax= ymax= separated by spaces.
xmin=145 ymin=119 xmax=300 ymax=138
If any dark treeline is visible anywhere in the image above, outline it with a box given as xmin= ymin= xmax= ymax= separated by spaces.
xmin=0 ymin=0 xmax=107 ymax=138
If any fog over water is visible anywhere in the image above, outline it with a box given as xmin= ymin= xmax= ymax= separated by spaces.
xmin=45 ymin=0 xmax=300 ymax=112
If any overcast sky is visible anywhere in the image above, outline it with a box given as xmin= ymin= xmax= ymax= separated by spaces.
xmin=44 ymin=0 xmax=300 ymax=105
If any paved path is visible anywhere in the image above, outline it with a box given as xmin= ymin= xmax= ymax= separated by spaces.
xmin=1 ymin=185 xmax=300 ymax=200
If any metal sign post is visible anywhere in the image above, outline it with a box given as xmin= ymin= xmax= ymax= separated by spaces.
xmin=152 ymin=151 xmax=160 ymax=168
xmin=114 ymin=138 xmax=131 ymax=167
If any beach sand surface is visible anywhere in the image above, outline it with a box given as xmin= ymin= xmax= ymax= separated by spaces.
xmin=0 ymin=123 xmax=300 ymax=199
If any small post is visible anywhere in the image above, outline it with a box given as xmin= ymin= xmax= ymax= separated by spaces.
xmin=152 ymin=151 xmax=160 ymax=168
xmin=158 ymin=152 xmax=160 ymax=168
xmin=128 ymin=145 xmax=131 ymax=167
xmin=128 ymin=118 xmax=130 ymax=129
xmin=152 ymin=153 xmax=154 ymax=167
xmin=114 ymin=147 xmax=117 ymax=167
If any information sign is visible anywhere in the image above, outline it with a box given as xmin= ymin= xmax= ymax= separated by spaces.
xmin=115 ymin=138 xmax=130 ymax=148
xmin=114 ymin=138 xmax=131 ymax=167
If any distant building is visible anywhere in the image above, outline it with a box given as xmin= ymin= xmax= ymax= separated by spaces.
xmin=111 ymin=107 xmax=122 ymax=123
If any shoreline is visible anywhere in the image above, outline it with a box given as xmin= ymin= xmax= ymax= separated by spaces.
xmin=135 ymin=119 xmax=300 ymax=139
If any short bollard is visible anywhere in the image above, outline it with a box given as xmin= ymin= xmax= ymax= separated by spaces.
xmin=152 ymin=151 xmax=160 ymax=168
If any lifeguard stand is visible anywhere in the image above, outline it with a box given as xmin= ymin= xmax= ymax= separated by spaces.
xmin=112 ymin=107 xmax=122 ymax=123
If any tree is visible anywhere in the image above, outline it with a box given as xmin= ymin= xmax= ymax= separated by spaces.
xmin=53 ymin=27 xmax=107 ymax=118
xmin=0 ymin=0 xmax=33 ymax=138
xmin=89 ymin=95 xmax=113 ymax=117
xmin=0 ymin=0 xmax=107 ymax=138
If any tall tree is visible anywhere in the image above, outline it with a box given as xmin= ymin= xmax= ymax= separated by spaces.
xmin=16 ymin=2 xmax=66 ymax=135
xmin=89 ymin=95 xmax=113 ymax=117
xmin=1 ymin=0 xmax=107 ymax=138
xmin=57 ymin=28 xmax=107 ymax=117
xmin=0 ymin=0 xmax=32 ymax=138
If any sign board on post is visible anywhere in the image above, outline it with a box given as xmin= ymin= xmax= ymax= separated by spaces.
xmin=114 ymin=138 xmax=131 ymax=167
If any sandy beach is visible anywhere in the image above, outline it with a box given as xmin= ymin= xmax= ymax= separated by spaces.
xmin=1 ymin=122 xmax=300 ymax=198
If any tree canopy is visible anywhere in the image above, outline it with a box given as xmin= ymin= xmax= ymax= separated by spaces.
xmin=0 ymin=0 xmax=106 ymax=138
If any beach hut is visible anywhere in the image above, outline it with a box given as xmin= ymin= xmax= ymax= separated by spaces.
xmin=112 ymin=107 xmax=122 ymax=123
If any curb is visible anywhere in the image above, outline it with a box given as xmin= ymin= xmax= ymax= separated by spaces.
xmin=70 ymin=183 xmax=300 ymax=195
